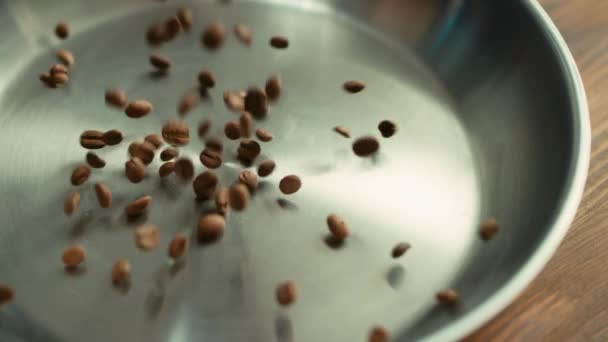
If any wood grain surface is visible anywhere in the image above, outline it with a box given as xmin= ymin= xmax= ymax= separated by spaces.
xmin=466 ymin=0 xmax=608 ymax=341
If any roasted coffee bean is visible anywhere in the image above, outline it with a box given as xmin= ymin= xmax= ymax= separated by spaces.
xmin=244 ymin=87 xmax=268 ymax=118
xmin=80 ymin=130 xmax=106 ymax=149
xmin=237 ymin=139 xmax=261 ymax=164
xmin=224 ymin=121 xmax=241 ymax=140
xmin=55 ymin=22 xmax=70 ymax=39
xmin=200 ymin=148 xmax=222 ymax=169
xmin=255 ymin=128 xmax=273 ymax=142
xmin=239 ymin=112 xmax=253 ymax=138
xmin=215 ymin=187 xmax=229 ymax=215
xmin=135 ymin=224 xmax=160 ymax=251
xmin=197 ymin=213 xmax=225 ymax=242
xmin=270 ymin=36 xmax=289 ymax=49
xmin=177 ymin=8 xmax=193 ymax=31
xmin=144 ymin=134 xmax=164 ymax=149
xmin=57 ymin=49 xmax=74 ymax=66
xmin=103 ymin=129 xmax=123 ymax=146
xmin=0 ymin=285 xmax=13 ymax=306
xmin=125 ymin=100 xmax=152 ymax=118
xmin=150 ymin=54 xmax=171 ymax=71
xmin=234 ymin=24 xmax=252 ymax=46
xmin=205 ymin=137 xmax=223 ymax=153
xmin=85 ymin=151 xmax=106 ymax=168
xmin=334 ymin=126 xmax=350 ymax=138
xmin=265 ymin=75 xmax=281 ymax=100
xmin=368 ymin=326 xmax=389 ymax=342
xmin=257 ymin=159 xmax=276 ymax=177
xmin=39 ymin=73 xmax=56 ymax=88
xmin=353 ymin=136 xmax=379 ymax=157
xmin=224 ymin=90 xmax=245 ymax=112
xmin=125 ymin=195 xmax=152 ymax=217
xmin=228 ymin=183 xmax=249 ymax=211
xmin=160 ymin=147 xmax=179 ymax=161
xmin=147 ymin=22 xmax=167 ymax=46
xmin=198 ymin=119 xmax=212 ymax=138
xmin=168 ymin=234 xmax=188 ymax=259
xmin=437 ymin=289 xmax=459 ymax=305
xmin=111 ymin=259 xmax=130 ymax=285
xmin=178 ymin=92 xmax=200 ymax=116
xmin=165 ymin=16 xmax=182 ymax=41
xmin=71 ymin=165 xmax=91 ymax=186
xmin=392 ymin=242 xmax=411 ymax=258
xmin=64 ymin=191 xmax=80 ymax=216
xmin=279 ymin=175 xmax=301 ymax=195
xmin=125 ymin=157 xmax=146 ymax=183
xmin=159 ymin=161 xmax=175 ymax=178
xmin=162 ymin=120 xmax=190 ymax=146
xmin=62 ymin=245 xmax=85 ymax=268
xmin=174 ymin=157 xmax=195 ymax=181
xmin=50 ymin=63 xmax=69 ymax=75
xmin=51 ymin=72 xmax=69 ymax=85
xmin=105 ymin=89 xmax=127 ymax=108
xmin=343 ymin=80 xmax=365 ymax=93
xmin=128 ymin=142 xmax=155 ymax=165
xmin=378 ymin=120 xmax=397 ymax=138
xmin=480 ymin=218 xmax=499 ymax=241
xmin=198 ymin=70 xmax=215 ymax=88
xmin=276 ymin=281 xmax=296 ymax=306
xmin=238 ymin=170 xmax=258 ymax=192
xmin=327 ymin=214 xmax=349 ymax=241
xmin=202 ymin=22 xmax=225 ymax=49
xmin=193 ymin=171 xmax=218 ymax=200
xmin=94 ymin=183 xmax=112 ymax=208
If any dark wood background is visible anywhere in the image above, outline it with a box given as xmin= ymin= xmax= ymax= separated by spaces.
xmin=466 ymin=0 xmax=608 ymax=340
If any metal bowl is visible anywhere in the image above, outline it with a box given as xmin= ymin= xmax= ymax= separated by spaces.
xmin=0 ymin=0 xmax=589 ymax=341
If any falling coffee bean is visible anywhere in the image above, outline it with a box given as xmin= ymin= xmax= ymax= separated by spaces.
xmin=144 ymin=134 xmax=164 ymax=149
xmin=215 ymin=187 xmax=229 ymax=215
xmin=437 ymin=289 xmax=459 ymax=305
xmin=111 ymin=259 xmax=130 ymax=285
xmin=200 ymin=148 xmax=223 ymax=169
xmin=198 ymin=70 xmax=216 ymax=88
xmin=147 ymin=22 xmax=167 ymax=46
xmin=265 ymin=75 xmax=282 ymax=101
xmin=62 ymin=245 xmax=86 ymax=268
xmin=40 ymin=73 xmax=56 ymax=88
xmin=57 ymin=49 xmax=74 ymax=66
xmin=103 ymin=129 xmax=123 ymax=146
xmin=80 ymin=130 xmax=106 ymax=149
xmin=64 ymin=191 xmax=80 ymax=216
xmin=105 ymin=89 xmax=127 ymax=108
xmin=202 ymin=22 xmax=226 ymax=49
xmin=94 ymin=183 xmax=112 ymax=209
xmin=168 ymin=234 xmax=188 ymax=259
xmin=128 ymin=141 xmax=155 ymax=165
xmin=270 ymin=36 xmax=289 ymax=49
xmin=71 ymin=165 xmax=91 ymax=186
xmin=352 ymin=136 xmax=379 ymax=157
xmin=255 ymin=128 xmax=273 ymax=142
xmin=237 ymin=139 xmax=261 ymax=164
xmin=391 ymin=242 xmax=411 ymax=258
xmin=125 ymin=157 xmax=146 ymax=183
xmin=198 ymin=119 xmax=212 ymax=138
xmin=125 ymin=195 xmax=152 ymax=217
xmin=50 ymin=64 xmax=68 ymax=75
xmin=480 ymin=218 xmax=499 ymax=241
xmin=257 ymin=159 xmax=276 ymax=177
xmin=234 ymin=24 xmax=252 ymax=46
xmin=178 ymin=92 xmax=200 ymax=116
xmin=165 ymin=16 xmax=182 ymax=41
xmin=150 ymin=54 xmax=171 ymax=71
xmin=378 ymin=120 xmax=397 ymax=138
xmin=343 ymin=80 xmax=365 ymax=93
xmin=279 ymin=175 xmax=301 ymax=195
xmin=224 ymin=121 xmax=241 ymax=140
xmin=368 ymin=326 xmax=389 ymax=342
xmin=135 ymin=224 xmax=161 ymax=251
xmin=327 ymin=214 xmax=349 ymax=241
xmin=197 ymin=213 xmax=225 ymax=242
xmin=160 ymin=147 xmax=179 ymax=161
xmin=224 ymin=90 xmax=245 ymax=112
xmin=174 ymin=157 xmax=195 ymax=181
xmin=177 ymin=7 xmax=193 ymax=31
xmin=239 ymin=170 xmax=258 ymax=192
xmin=276 ymin=281 xmax=296 ymax=306
xmin=159 ymin=161 xmax=175 ymax=178
xmin=51 ymin=72 xmax=69 ymax=85
xmin=125 ymin=100 xmax=152 ymax=118
xmin=162 ymin=120 xmax=190 ymax=146
xmin=334 ymin=126 xmax=350 ymax=138
xmin=239 ymin=111 xmax=253 ymax=138
xmin=193 ymin=171 xmax=218 ymax=200
xmin=206 ymin=137 xmax=224 ymax=153
xmin=244 ymin=87 xmax=268 ymax=119
xmin=55 ymin=22 xmax=70 ymax=39
xmin=0 ymin=285 xmax=14 ymax=306
xmin=228 ymin=183 xmax=249 ymax=211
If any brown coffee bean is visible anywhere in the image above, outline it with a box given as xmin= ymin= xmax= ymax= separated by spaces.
xmin=202 ymin=22 xmax=225 ymax=49
xmin=276 ymin=281 xmax=296 ymax=306
xmin=125 ymin=157 xmax=146 ymax=183
xmin=224 ymin=121 xmax=241 ymax=140
xmin=135 ymin=224 xmax=160 ymax=251
xmin=224 ymin=90 xmax=245 ymax=112
xmin=128 ymin=142 xmax=155 ymax=165
xmin=144 ymin=134 xmax=164 ymax=149
xmin=0 ymin=285 xmax=14 ymax=306
xmin=56 ymin=49 xmax=74 ymax=66
xmin=162 ymin=120 xmax=190 ymax=146
xmin=193 ymin=171 xmax=218 ymax=200
xmin=368 ymin=326 xmax=389 ymax=342
xmin=50 ymin=63 xmax=69 ymax=75
xmin=51 ymin=72 xmax=69 ymax=85
xmin=85 ymin=152 xmax=106 ymax=169
xmin=237 ymin=139 xmax=261 ymax=164
xmin=125 ymin=195 xmax=152 ymax=217
xmin=177 ymin=7 xmax=193 ymax=31
xmin=178 ymin=92 xmax=200 ymax=116
xmin=150 ymin=54 xmax=171 ymax=71
xmin=168 ymin=234 xmax=188 ymax=259
xmin=197 ymin=213 xmax=225 ymax=242
xmin=159 ymin=161 xmax=175 ymax=178
xmin=392 ymin=242 xmax=411 ymax=258
xmin=334 ymin=126 xmax=350 ymax=138
xmin=234 ymin=24 xmax=252 ymax=46
xmin=327 ymin=214 xmax=349 ymax=241
xmin=378 ymin=120 xmax=397 ymax=138
xmin=199 ymin=148 xmax=223 ymax=169
xmin=103 ymin=129 xmax=123 ymax=146
xmin=353 ymin=136 xmax=379 ymax=157
xmin=343 ymin=80 xmax=365 ymax=93
xmin=215 ymin=187 xmax=229 ymax=215
xmin=205 ymin=137 xmax=223 ymax=153
xmin=437 ymin=289 xmax=459 ymax=305
xmin=55 ymin=22 xmax=69 ymax=39
xmin=244 ymin=87 xmax=268 ymax=119
xmin=94 ymin=182 xmax=112 ymax=208
xmin=480 ymin=218 xmax=499 ymax=241
xmin=80 ymin=130 xmax=105 ymax=149
xmin=198 ymin=70 xmax=216 ymax=88
xmin=228 ymin=183 xmax=249 ymax=211
xmin=255 ymin=128 xmax=273 ymax=142
xmin=62 ymin=245 xmax=85 ymax=268
xmin=125 ymin=100 xmax=152 ymax=118
xmin=265 ymin=75 xmax=281 ymax=101
xmin=64 ymin=191 xmax=80 ymax=216
xmin=71 ymin=165 xmax=91 ymax=186
xmin=160 ymin=147 xmax=178 ymax=161
xmin=198 ymin=119 xmax=212 ymax=138
xmin=257 ymin=159 xmax=276 ymax=177
xmin=270 ymin=36 xmax=289 ymax=49
xmin=147 ymin=22 xmax=167 ymax=46
xmin=111 ymin=259 xmax=130 ymax=285
xmin=279 ymin=175 xmax=301 ymax=195
xmin=239 ymin=112 xmax=253 ymax=138
xmin=39 ymin=73 xmax=56 ymax=88
xmin=238 ymin=170 xmax=258 ymax=192
xmin=174 ymin=157 xmax=195 ymax=181
xmin=165 ymin=16 xmax=182 ymax=41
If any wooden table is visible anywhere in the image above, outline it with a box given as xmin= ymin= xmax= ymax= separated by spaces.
xmin=466 ymin=0 xmax=608 ymax=340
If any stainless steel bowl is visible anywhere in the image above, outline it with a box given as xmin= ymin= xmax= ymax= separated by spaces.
xmin=0 ymin=0 xmax=589 ymax=341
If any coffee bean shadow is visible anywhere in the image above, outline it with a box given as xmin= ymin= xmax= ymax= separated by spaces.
xmin=112 ymin=280 xmax=131 ymax=295
xmin=300 ymin=162 xmax=335 ymax=176
xmin=198 ymin=87 xmax=214 ymax=104
xmin=386 ymin=265 xmax=406 ymax=290
xmin=64 ymin=265 xmax=87 ymax=277
xmin=169 ymin=259 xmax=187 ymax=278
xmin=68 ymin=211 xmax=95 ymax=238
xmin=323 ymin=234 xmax=346 ymax=250
xmin=158 ymin=178 xmax=183 ymax=200
xmin=256 ymin=180 xmax=273 ymax=194
xmin=274 ymin=313 xmax=294 ymax=342
xmin=277 ymin=198 xmax=298 ymax=211
xmin=147 ymin=70 xmax=169 ymax=80
xmin=123 ymin=212 xmax=150 ymax=227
